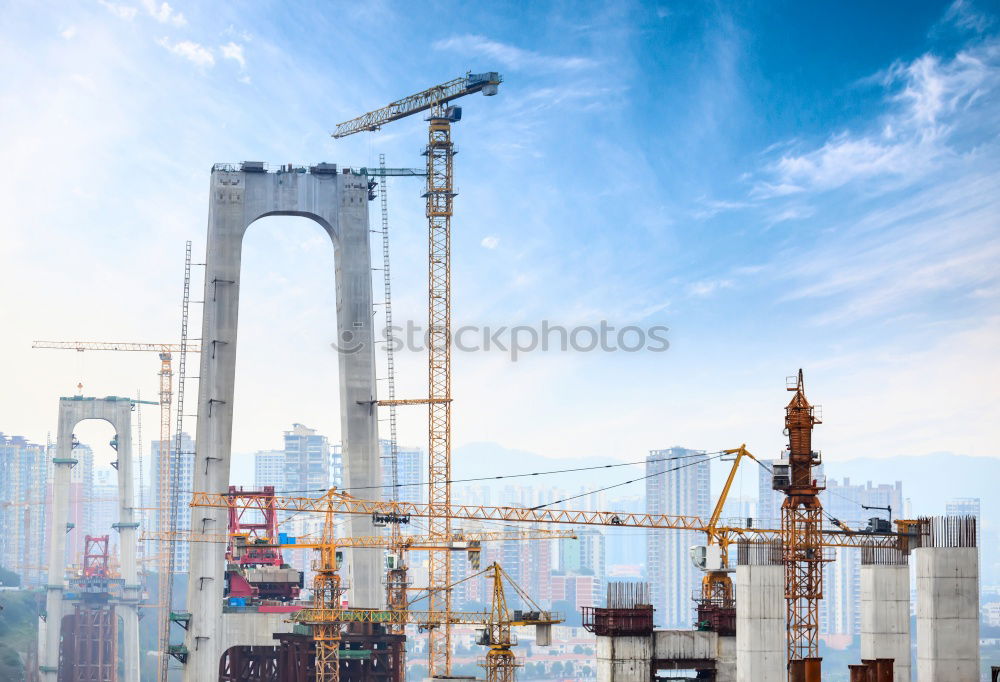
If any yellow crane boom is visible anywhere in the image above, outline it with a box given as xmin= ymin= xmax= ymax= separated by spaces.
xmin=139 ymin=527 xmax=575 ymax=548
xmin=190 ymin=488 xmax=906 ymax=551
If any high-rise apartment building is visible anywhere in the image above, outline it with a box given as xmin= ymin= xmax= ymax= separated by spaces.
xmin=67 ymin=443 xmax=95 ymax=565
xmin=645 ymin=447 xmax=711 ymax=628
xmin=0 ymin=434 xmax=50 ymax=585
xmin=253 ymin=450 xmax=285 ymax=490
xmin=559 ymin=528 xmax=606 ymax=605
xmin=379 ymin=439 xmax=422 ymax=505
xmin=284 ymin=424 xmax=329 ymax=496
xmin=90 ymin=466 xmax=119 ymax=541
xmin=152 ymin=432 xmax=195 ymax=574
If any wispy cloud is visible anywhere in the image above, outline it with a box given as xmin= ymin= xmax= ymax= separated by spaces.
xmin=753 ymin=40 xmax=1000 ymax=196
xmin=433 ymin=34 xmax=596 ymax=72
xmin=98 ymin=0 xmax=138 ymax=21
xmin=942 ymin=0 xmax=995 ymax=34
xmin=142 ymin=0 xmax=186 ymax=26
xmin=481 ymin=236 xmax=499 ymax=249
xmin=686 ymin=279 xmax=733 ymax=298
xmin=157 ymin=37 xmax=214 ymax=67
xmin=220 ymin=41 xmax=246 ymax=69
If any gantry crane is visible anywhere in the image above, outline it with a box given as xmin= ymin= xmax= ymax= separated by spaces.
xmin=333 ymin=70 xmax=502 ymax=677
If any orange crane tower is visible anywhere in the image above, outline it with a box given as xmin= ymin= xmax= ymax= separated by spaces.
xmin=776 ymin=370 xmax=825 ymax=682
xmin=332 ymin=71 xmax=502 ymax=677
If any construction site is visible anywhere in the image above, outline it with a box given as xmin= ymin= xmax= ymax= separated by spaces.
xmin=0 ymin=0 xmax=1000 ymax=660
xmin=1 ymin=57 xmax=992 ymax=682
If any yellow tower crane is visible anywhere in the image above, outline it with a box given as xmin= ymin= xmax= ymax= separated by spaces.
xmin=332 ymin=70 xmax=502 ymax=677
xmin=31 ymin=339 xmax=202 ymax=681
xmin=286 ymin=486 xmax=560 ymax=682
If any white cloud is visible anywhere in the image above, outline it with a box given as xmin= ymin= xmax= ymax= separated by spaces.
xmin=754 ymin=41 xmax=1000 ymax=196
xmin=142 ymin=0 xmax=186 ymax=26
xmin=480 ymin=235 xmax=499 ymax=249
xmin=943 ymin=0 xmax=995 ymax=34
xmin=686 ymin=279 xmax=733 ymax=298
xmin=157 ymin=37 xmax=214 ymax=67
xmin=433 ymin=34 xmax=596 ymax=72
xmin=98 ymin=0 xmax=138 ymax=20
xmin=60 ymin=26 xmax=77 ymax=40
xmin=220 ymin=42 xmax=246 ymax=69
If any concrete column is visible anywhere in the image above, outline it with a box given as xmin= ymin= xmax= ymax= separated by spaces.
xmin=597 ymin=635 xmax=651 ymax=682
xmin=860 ymin=548 xmax=910 ymax=682
xmin=735 ymin=542 xmax=784 ymax=682
xmin=915 ymin=516 xmax=979 ymax=682
xmin=41 ymin=419 xmax=74 ymax=681
xmin=184 ymin=165 xmax=380 ymax=682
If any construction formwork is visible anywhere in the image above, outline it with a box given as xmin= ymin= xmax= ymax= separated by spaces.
xmin=217 ymin=625 xmax=405 ymax=682
xmin=915 ymin=515 xmax=980 ymax=682
xmin=57 ymin=606 xmax=118 ymax=682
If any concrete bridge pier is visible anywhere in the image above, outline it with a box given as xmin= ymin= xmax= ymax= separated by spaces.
xmin=915 ymin=515 xmax=979 ymax=682
xmin=860 ymin=547 xmax=910 ymax=682
xmin=735 ymin=542 xmax=784 ymax=682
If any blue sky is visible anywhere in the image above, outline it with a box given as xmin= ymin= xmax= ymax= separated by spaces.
xmin=2 ymin=0 xmax=998 ymax=473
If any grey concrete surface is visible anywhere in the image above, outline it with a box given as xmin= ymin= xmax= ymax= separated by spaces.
xmin=736 ymin=563 xmax=784 ymax=682
xmin=916 ymin=546 xmax=979 ymax=681
xmin=861 ymin=562 xmax=910 ymax=682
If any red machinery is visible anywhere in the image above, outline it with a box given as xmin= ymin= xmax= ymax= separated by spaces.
xmin=225 ymin=486 xmax=302 ymax=603
xmin=59 ymin=535 xmax=118 ymax=682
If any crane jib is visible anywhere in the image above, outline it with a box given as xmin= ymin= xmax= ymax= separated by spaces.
xmin=332 ymin=72 xmax=502 ymax=138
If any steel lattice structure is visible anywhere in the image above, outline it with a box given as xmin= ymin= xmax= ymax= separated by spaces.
xmin=779 ymin=370 xmax=826 ymax=681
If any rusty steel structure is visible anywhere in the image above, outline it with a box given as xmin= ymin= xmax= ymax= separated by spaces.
xmin=778 ymin=370 xmax=826 ymax=681
xmin=58 ymin=535 xmax=118 ymax=682
xmin=216 ymin=627 xmax=403 ymax=682
xmin=582 ymin=582 xmax=654 ymax=637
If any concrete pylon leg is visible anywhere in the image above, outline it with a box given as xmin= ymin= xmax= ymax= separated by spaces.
xmin=120 ymin=606 xmax=140 ymax=680
xmin=860 ymin=549 xmax=910 ymax=682
xmin=41 ymin=453 xmax=73 ymax=680
xmin=735 ymin=542 xmax=784 ymax=682
xmin=183 ymin=165 xmax=380 ymax=682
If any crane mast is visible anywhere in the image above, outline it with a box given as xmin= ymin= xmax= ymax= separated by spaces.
xmin=778 ymin=370 xmax=825 ymax=682
xmin=333 ymin=70 xmax=501 ymax=677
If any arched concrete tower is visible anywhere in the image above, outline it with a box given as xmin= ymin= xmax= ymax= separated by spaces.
xmin=41 ymin=396 xmax=140 ymax=682
xmin=182 ymin=163 xmax=382 ymax=681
